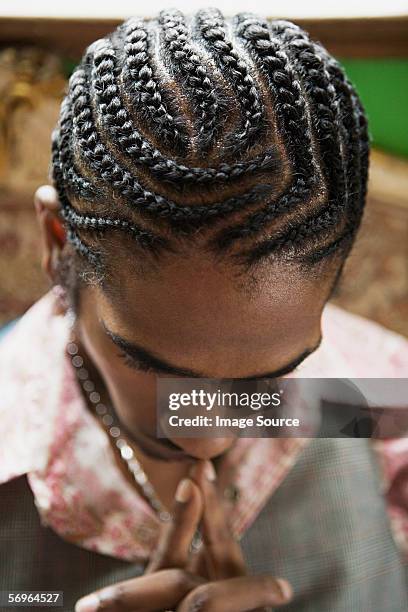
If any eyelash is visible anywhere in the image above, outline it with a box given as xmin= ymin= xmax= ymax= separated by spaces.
xmin=117 ymin=350 xmax=168 ymax=375
xmin=117 ymin=351 xmax=154 ymax=373
xmin=117 ymin=350 xmax=302 ymax=379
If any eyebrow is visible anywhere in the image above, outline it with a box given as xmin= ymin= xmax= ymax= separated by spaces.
xmin=101 ymin=319 xmax=322 ymax=379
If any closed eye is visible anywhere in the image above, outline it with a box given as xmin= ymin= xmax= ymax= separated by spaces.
xmin=104 ymin=320 xmax=322 ymax=379
xmin=117 ymin=350 xmax=168 ymax=375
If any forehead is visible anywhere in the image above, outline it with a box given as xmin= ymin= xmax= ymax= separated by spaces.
xmin=88 ymin=253 xmax=333 ymax=370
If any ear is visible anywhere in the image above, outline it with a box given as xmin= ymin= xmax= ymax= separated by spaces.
xmin=34 ymin=185 xmax=66 ymax=281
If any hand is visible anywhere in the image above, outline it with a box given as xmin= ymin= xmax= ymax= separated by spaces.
xmin=75 ymin=461 xmax=293 ymax=611
xmin=179 ymin=461 xmax=293 ymax=611
xmin=74 ymin=476 xmax=205 ymax=612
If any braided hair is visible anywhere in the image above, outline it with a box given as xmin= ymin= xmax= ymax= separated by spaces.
xmin=51 ymin=8 xmax=369 ymax=280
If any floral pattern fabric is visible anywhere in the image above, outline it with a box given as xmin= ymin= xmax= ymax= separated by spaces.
xmin=0 ymin=288 xmax=407 ymax=561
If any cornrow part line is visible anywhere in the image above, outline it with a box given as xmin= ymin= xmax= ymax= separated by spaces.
xmin=316 ymin=49 xmax=369 ymax=242
xmin=303 ymin=228 xmax=355 ymax=265
xmin=355 ymin=97 xmax=370 ymax=216
xmin=51 ymin=100 xmax=72 ymax=212
xmin=90 ymin=37 xmax=281 ymax=187
xmin=212 ymin=12 xmax=318 ymax=250
xmin=238 ymin=199 xmax=354 ymax=266
xmin=194 ymin=7 xmax=266 ymax=155
xmin=121 ymin=17 xmax=190 ymax=155
xmin=65 ymin=226 xmax=101 ymax=267
xmin=271 ymin=21 xmax=347 ymax=219
xmin=51 ymin=129 xmax=71 ymax=212
xmin=158 ymin=8 xmax=226 ymax=154
xmin=69 ymin=65 xmax=276 ymax=229
xmin=60 ymin=201 xmax=170 ymax=252
xmin=54 ymin=94 xmax=100 ymax=205
xmin=322 ymin=53 xmax=365 ymax=225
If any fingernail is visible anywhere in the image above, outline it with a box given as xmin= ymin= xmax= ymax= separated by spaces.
xmin=75 ymin=593 xmax=99 ymax=612
xmin=175 ymin=478 xmax=193 ymax=502
xmin=189 ymin=462 xmax=199 ymax=479
xmin=204 ymin=460 xmax=216 ymax=481
xmin=98 ymin=587 xmax=117 ymax=603
xmin=276 ymin=578 xmax=293 ymax=601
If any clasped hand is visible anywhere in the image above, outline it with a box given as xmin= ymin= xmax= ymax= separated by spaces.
xmin=75 ymin=460 xmax=293 ymax=612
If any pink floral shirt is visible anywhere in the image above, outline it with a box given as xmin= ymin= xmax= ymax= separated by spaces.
xmin=0 ymin=288 xmax=407 ymax=562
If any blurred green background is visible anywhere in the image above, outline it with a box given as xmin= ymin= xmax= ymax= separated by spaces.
xmin=341 ymin=58 xmax=408 ymax=158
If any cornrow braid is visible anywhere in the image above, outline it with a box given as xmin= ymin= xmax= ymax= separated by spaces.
xmin=277 ymin=44 xmax=369 ymax=266
xmin=52 ymin=92 xmax=103 ymax=272
xmin=277 ymin=22 xmax=368 ymax=259
xmin=241 ymin=202 xmax=355 ymax=267
xmin=121 ymin=18 xmax=190 ymax=155
xmin=214 ymin=14 xmax=369 ymax=265
xmin=237 ymin=19 xmax=351 ymax=262
xmin=355 ymin=98 xmax=370 ymax=215
xmin=275 ymin=34 xmax=369 ymax=263
xmin=51 ymin=9 xmax=370 ymax=276
xmin=60 ymin=201 xmax=169 ymax=250
xmin=194 ymin=7 xmax=266 ymax=154
xmin=158 ymin=8 xmax=226 ymax=154
xmin=212 ymin=12 xmax=319 ymax=249
xmin=54 ymin=94 xmax=99 ymax=205
xmin=65 ymin=226 xmax=100 ymax=267
xmin=51 ymin=100 xmax=73 ymax=211
xmin=53 ymin=109 xmax=171 ymax=263
xmin=322 ymin=53 xmax=367 ymax=225
xmin=65 ymin=65 xmax=275 ymax=229
xmin=272 ymin=21 xmax=347 ymax=208
xmin=90 ymin=36 xmax=281 ymax=187
xmin=53 ymin=135 xmax=167 ymax=265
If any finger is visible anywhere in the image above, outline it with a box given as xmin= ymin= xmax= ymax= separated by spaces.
xmin=75 ymin=568 xmax=204 ymax=612
xmin=146 ymin=476 xmax=203 ymax=573
xmin=176 ymin=575 xmax=293 ymax=612
xmin=190 ymin=460 xmax=246 ymax=579
xmin=187 ymin=544 xmax=210 ymax=579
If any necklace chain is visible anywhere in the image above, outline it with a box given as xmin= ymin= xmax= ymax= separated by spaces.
xmin=67 ymin=339 xmax=173 ymax=523
xmin=65 ymin=329 xmax=240 ymax=548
